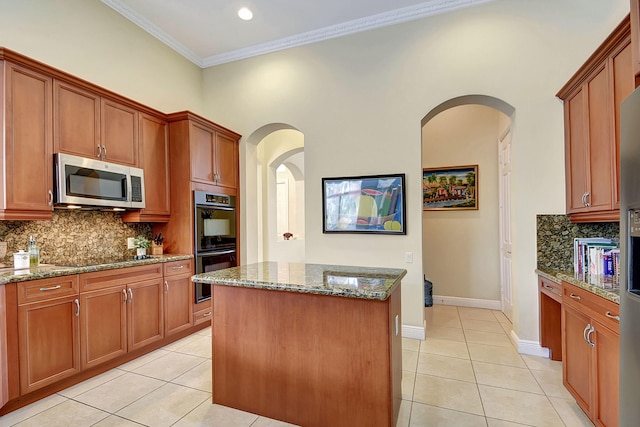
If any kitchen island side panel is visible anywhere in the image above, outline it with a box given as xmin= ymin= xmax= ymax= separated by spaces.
xmin=212 ymin=284 xmax=401 ymax=427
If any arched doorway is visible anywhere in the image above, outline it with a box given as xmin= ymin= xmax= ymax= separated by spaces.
xmin=242 ymin=124 xmax=305 ymax=264
xmin=421 ymin=95 xmax=515 ymax=321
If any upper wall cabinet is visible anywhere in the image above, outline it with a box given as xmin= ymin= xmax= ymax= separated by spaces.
xmin=0 ymin=58 xmax=54 ymax=220
xmin=54 ymin=81 xmax=139 ymax=167
xmin=121 ymin=113 xmax=171 ymax=223
xmin=557 ymin=16 xmax=633 ymax=222
xmin=631 ymin=0 xmax=640 ymax=85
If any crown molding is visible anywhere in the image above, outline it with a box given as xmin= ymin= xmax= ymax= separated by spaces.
xmin=101 ymin=0 xmax=204 ymax=67
xmin=103 ymin=0 xmax=493 ymax=69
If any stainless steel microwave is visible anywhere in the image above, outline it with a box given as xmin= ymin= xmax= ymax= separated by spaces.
xmin=54 ymin=153 xmax=145 ymax=210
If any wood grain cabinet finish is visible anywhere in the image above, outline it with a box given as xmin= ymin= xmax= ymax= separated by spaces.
xmin=631 ymin=0 xmax=640 ymax=84
xmin=54 ymin=81 xmax=138 ymax=167
xmin=17 ymin=276 xmax=81 ymax=395
xmin=539 ymin=276 xmax=562 ymax=361
xmin=557 ymin=16 xmax=633 ymax=222
xmin=78 ymin=265 xmax=164 ymax=367
xmin=0 ymin=60 xmax=54 ymax=220
xmin=121 ymin=113 xmax=171 ymax=223
xmin=163 ymin=260 xmax=194 ymax=336
xmin=561 ymin=281 xmax=620 ymax=427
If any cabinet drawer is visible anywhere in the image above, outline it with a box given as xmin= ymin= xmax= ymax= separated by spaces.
xmin=17 ymin=275 xmax=79 ymax=305
xmin=163 ymin=259 xmax=193 ymax=277
xmin=562 ymin=282 xmax=620 ymax=333
xmin=194 ymin=307 xmax=212 ymax=325
xmin=80 ymin=264 xmax=163 ymax=292
xmin=540 ymin=277 xmax=562 ymax=302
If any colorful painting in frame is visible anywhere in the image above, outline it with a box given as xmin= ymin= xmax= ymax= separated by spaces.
xmin=422 ymin=165 xmax=478 ymax=210
xmin=322 ymin=173 xmax=406 ymax=234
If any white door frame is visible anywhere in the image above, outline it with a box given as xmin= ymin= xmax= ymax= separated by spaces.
xmin=498 ymin=127 xmax=513 ymax=321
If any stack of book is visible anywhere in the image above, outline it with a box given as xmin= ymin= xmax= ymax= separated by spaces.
xmin=574 ymin=238 xmax=620 ymax=288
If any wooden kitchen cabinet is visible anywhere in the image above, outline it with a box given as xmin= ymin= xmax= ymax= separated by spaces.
xmin=168 ymin=111 xmax=240 ymax=191
xmin=17 ymin=275 xmax=81 ymax=395
xmin=561 ymin=281 xmax=620 ymax=427
xmin=79 ymin=264 xmax=164 ymax=367
xmin=0 ymin=58 xmax=54 ymax=220
xmin=54 ymin=81 xmax=138 ymax=167
xmin=557 ymin=16 xmax=633 ymax=222
xmin=163 ymin=259 xmax=194 ymax=336
xmin=630 ymin=0 xmax=640 ymax=84
xmin=539 ymin=276 xmax=562 ymax=361
xmin=121 ymin=113 xmax=171 ymax=223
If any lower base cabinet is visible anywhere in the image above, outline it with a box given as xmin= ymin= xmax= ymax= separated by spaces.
xmin=18 ymin=295 xmax=80 ymax=395
xmin=163 ymin=259 xmax=193 ymax=336
xmin=561 ymin=281 xmax=620 ymax=427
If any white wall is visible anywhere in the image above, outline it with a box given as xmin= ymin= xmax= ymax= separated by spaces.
xmin=201 ymin=0 xmax=629 ymax=341
xmin=422 ymin=105 xmax=504 ymax=303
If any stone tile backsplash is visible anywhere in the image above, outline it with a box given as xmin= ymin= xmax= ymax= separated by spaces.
xmin=536 ymin=214 xmax=620 ymax=272
xmin=0 ymin=210 xmax=151 ymax=266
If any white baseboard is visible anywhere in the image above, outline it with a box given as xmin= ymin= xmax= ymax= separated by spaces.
xmin=431 ymin=295 xmax=501 ymax=310
xmin=402 ymin=321 xmax=426 ymax=340
xmin=510 ymin=329 xmax=551 ymax=358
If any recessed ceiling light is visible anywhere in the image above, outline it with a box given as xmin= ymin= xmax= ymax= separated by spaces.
xmin=238 ymin=7 xmax=253 ymax=21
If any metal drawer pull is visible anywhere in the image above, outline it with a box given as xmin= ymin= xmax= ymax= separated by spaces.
xmin=74 ymin=299 xmax=80 ymax=317
xmin=122 ymin=289 xmax=127 ymax=304
xmin=39 ymin=285 xmax=62 ymax=291
xmin=586 ymin=325 xmax=595 ymax=348
xmin=605 ymin=311 xmax=620 ymax=322
xmin=97 ymin=144 xmax=102 ymax=158
xmin=543 ymin=284 xmax=554 ymax=290
xmin=171 ymin=265 xmax=185 ymax=270
xmin=164 ymin=281 xmax=169 ymax=294
xmin=570 ymin=293 xmax=581 ymax=300
xmin=203 ymin=311 xmax=212 ymax=317
xmin=48 ymin=190 xmax=54 ymax=206
xmin=128 ymin=288 xmax=133 ymax=303
xmin=583 ymin=324 xmax=590 ymax=343
xmin=102 ymin=145 xmax=107 ymax=159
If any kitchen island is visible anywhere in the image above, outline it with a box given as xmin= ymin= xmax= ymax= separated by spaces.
xmin=192 ymin=262 xmax=406 ymax=427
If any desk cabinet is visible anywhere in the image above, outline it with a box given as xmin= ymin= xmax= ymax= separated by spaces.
xmin=561 ymin=281 xmax=620 ymax=427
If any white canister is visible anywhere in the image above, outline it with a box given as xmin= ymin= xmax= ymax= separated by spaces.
xmin=14 ymin=250 xmax=29 ymax=269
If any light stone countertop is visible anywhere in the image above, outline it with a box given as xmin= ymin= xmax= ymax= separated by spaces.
xmin=0 ymin=254 xmax=193 ymax=285
xmin=536 ymin=268 xmax=619 ymax=304
xmin=192 ymin=261 xmax=407 ymax=301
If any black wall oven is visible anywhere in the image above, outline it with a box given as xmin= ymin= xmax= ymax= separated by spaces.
xmin=194 ymin=190 xmax=237 ymax=303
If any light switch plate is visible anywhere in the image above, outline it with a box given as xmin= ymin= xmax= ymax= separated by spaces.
xmin=405 ymin=252 xmax=413 ymax=263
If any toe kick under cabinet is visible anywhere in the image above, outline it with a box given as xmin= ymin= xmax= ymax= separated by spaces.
xmin=561 ymin=281 xmax=620 ymax=427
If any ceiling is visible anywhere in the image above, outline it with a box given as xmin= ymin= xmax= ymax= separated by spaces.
xmin=102 ymin=0 xmax=492 ymax=68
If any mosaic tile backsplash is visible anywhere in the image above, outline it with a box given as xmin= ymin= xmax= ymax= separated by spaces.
xmin=0 ymin=210 xmax=151 ymax=266
xmin=537 ymin=214 xmax=620 ymax=272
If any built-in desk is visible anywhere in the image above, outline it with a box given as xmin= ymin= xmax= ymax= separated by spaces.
xmin=192 ymin=262 xmax=406 ymax=427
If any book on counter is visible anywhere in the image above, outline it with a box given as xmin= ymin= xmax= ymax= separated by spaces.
xmin=574 ymin=238 xmax=620 ymax=288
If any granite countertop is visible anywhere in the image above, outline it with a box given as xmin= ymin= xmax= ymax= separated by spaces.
xmin=536 ymin=268 xmax=620 ymax=304
xmin=192 ymin=261 xmax=407 ymax=301
xmin=0 ymin=254 xmax=193 ymax=285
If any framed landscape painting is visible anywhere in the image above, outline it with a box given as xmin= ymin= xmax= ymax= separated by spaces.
xmin=422 ymin=165 xmax=478 ymax=210
xmin=322 ymin=173 xmax=406 ymax=234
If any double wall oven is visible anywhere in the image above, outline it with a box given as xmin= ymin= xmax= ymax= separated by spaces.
xmin=194 ymin=191 xmax=237 ymax=303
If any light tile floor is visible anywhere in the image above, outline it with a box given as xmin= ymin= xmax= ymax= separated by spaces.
xmin=0 ymin=305 xmax=593 ymax=426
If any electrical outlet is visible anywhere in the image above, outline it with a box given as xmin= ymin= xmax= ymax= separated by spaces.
xmin=127 ymin=237 xmax=135 ymax=249
xmin=405 ymin=251 xmax=413 ymax=263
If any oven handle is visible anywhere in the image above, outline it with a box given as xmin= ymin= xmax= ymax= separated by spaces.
xmin=196 ymin=205 xmax=235 ymax=211
xmin=198 ymin=249 xmax=236 ymax=256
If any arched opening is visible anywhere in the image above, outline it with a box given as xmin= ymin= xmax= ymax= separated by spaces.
xmin=421 ymin=95 xmax=515 ymax=323
xmin=243 ymin=125 xmax=305 ymax=264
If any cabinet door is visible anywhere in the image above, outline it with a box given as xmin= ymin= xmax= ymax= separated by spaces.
xmin=215 ymin=132 xmax=238 ymax=189
xmin=80 ymin=286 xmax=127 ymax=370
xmin=190 ymin=122 xmax=215 ymax=184
xmin=562 ymin=303 xmax=592 ymax=415
xmin=164 ymin=275 xmax=193 ymax=336
xmin=631 ymin=0 xmax=640 ymax=83
xmin=18 ymin=296 xmax=80 ymax=394
xmin=101 ymin=98 xmax=138 ymax=166
xmin=592 ymin=320 xmax=619 ymax=427
xmin=127 ymin=279 xmax=163 ymax=351
xmin=565 ymin=87 xmax=589 ymax=214
xmin=139 ymin=113 xmax=170 ymax=218
xmin=2 ymin=63 xmax=53 ymax=219
xmin=54 ymin=80 xmax=100 ymax=159
xmin=585 ymin=65 xmax=613 ymax=212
